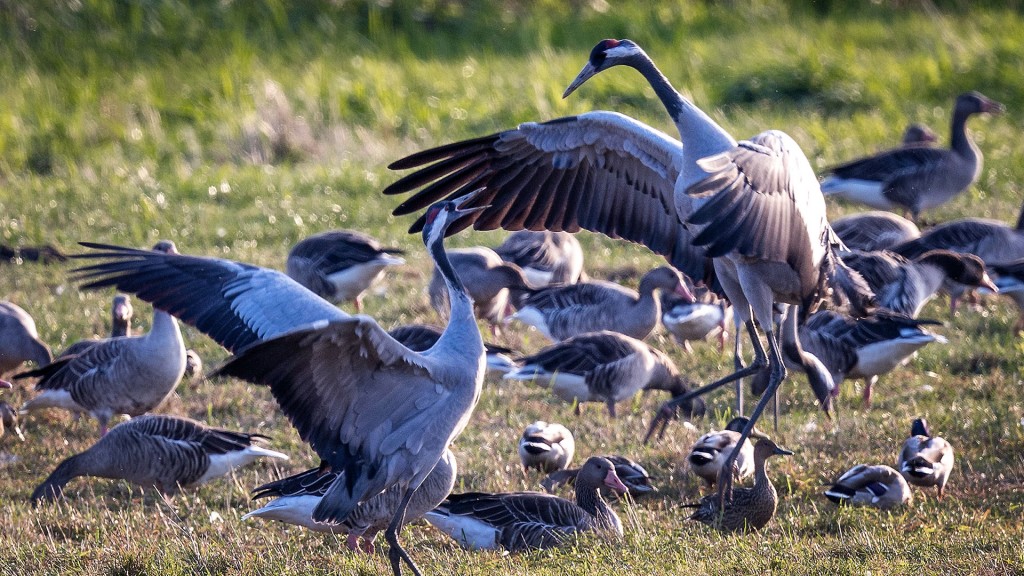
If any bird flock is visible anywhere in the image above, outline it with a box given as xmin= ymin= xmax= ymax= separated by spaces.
xmin=0 ymin=37 xmax=1018 ymax=574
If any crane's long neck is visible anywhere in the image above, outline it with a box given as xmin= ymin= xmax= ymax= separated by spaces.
xmin=428 ymin=232 xmax=481 ymax=354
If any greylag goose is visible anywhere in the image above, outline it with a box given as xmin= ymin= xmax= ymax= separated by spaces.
xmin=898 ymin=417 xmax=954 ymax=499
xmin=518 ymin=421 xmax=575 ymax=473
xmin=541 ymin=454 xmax=654 ymax=498
xmin=661 ymin=282 xmax=732 ymax=353
xmin=503 ymin=330 xmax=704 ymax=418
xmin=387 ymin=323 xmax=517 ymax=374
xmin=59 ymin=293 xmax=134 ymax=358
xmin=830 ymin=211 xmax=921 ymax=252
xmin=494 ymin=230 xmax=585 ymax=287
xmin=685 ymin=437 xmax=792 ymax=532
xmin=0 ymin=401 xmax=25 ymax=441
xmin=244 ymin=449 xmax=457 ymax=553
xmin=72 ymin=195 xmax=487 ymax=576
xmin=428 ymin=246 xmax=533 ymax=333
xmin=508 ymin=266 xmax=691 ymax=342
xmin=31 ymin=414 xmax=288 ymax=503
xmin=424 ymin=456 xmax=627 ymax=552
xmin=286 ymin=229 xmax=405 ymax=312
xmin=901 ymin=123 xmax=939 ymax=146
xmin=19 ymin=244 xmax=186 ymax=436
xmin=384 ymin=39 xmax=872 ymax=504
xmin=687 ymin=416 xmax=763 ymax=488
xmin=0 ymin=301 xmax=51 ymax=376
xmin=825 ymin=464 xmax=912 ymax=510
xmin=822 ymin=92 xmax=1004 ymax=220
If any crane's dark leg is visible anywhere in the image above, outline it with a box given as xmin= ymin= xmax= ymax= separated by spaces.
xmin=733 ymin=323 xmax=745 ymax=415
xmin=385 ymin=487 xmax=421 ymax=576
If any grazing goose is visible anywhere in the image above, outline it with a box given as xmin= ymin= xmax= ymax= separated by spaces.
xmin=542 ymin=454 xmax=654 ymax=498
xmin=1 ymin=401 xmax=25 ymax=441
xmin=825 ymin=464 xmax=912 ymax=510
xmin=0 ymin=301 xmax=52 ymax=376
xmin=687 ymin=416 xmax=763 ymax=488
xmin=822 ymin=92 xmax=1004 ymax=221
xmin=425 ymin=456 xmax=627 ymax=552
xmin=428 ymin=246 xmax=533 ymax=333
xmin=71 ymin=195 xmax=486 ymax=576
xmin=685 ymin=437 xmax=792 ymax=532
xmin=286 ymin=229 xmax=405 ymax=312
xmin=661 ymin=283 xmax=733 ymax=353
xmin=244 ymin=449 xmax=457 ymax=554
xmin=898 ymin=418 xmax=954 ymax=499
xmin=518 ymin=421 xmax=575 ymax=473
xmin=494 ymin=230 xmax=586 ymax=287
xmin=503 ymin=331 xmax=704 ymax=418
xmin=901 ymin=123 xmax=939 ymax=146
xmin=60 ymin=294 xmax=134 ymax=358
xmin=508 ymin=266 xmax=692 ymax=342
xmin=31 ymin=414 xmax=288 ymax=503
xmin=840 ymin=249 xmax=996 ymax=318
xmin=830 ymin=211 xmax=921 ymax=252
xmin=20 ymin=243 xmax=186 ymax=436
xmin=384 ymin=39 xmax=871 ymax=504
xmin=387 ymin=323 xmax=517 ymax=374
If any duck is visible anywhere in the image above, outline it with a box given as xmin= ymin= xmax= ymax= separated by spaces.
xmin=0 ymin=301 xmax=52 ymax=376
xmin=31 ymin=414 xmax=288 ymax=503
xmin=285 ymin=229 xmax=405 ymax=313
xmin=508 ymin=266 xmax=692 ymax=342
xmin=386 ymin=323 xmax=517 ymax=374
xmin=897 ymin=417 xmax=954 ymax=499
xmin=685 ymin=437 xmax=792 ymax=532
xmin=428 ymin=246 xmax=533 ymax=334
xmin=503 ymin=331 xmax=704 ymax=418
xmin=424 ymin=456 xmax=627 ymax=552
xmin=494 ymin=230 xmax=586 ymax=287
xmin=687 ymin=416 xmax=763 ymax=488
xmin=661 ymin=282 xmax=733 ymax=353
xmin=518 ymin=421 xmax=575 ymax=473
xmin=830 ymin=211 xmax=920 ymax=253
xmin=825 ymin=464 xmax=912 ymax=510
xmin=0 ymin=401 xmax=25 ymax=441
xmin=821 ymin=92 xmax=1004 ymax=221
xmin=542 ymin=454 xmax=655 ymax=498
xmin=244 ymin=449 xmax=457 ymax=554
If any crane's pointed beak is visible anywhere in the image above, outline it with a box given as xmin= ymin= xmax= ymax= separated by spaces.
xmin=563 ymin=62 xmax=598 ymax=99
xmin=774 ymin=446 xmax=794 ymax=457
xmin=452 ymin=189 xmax=491 ymax=220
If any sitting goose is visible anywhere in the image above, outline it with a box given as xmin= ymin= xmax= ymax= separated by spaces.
xmin=825 ymin=464 xmax=912 ymax=510
xmin=0 ymin=301 xmax=51 ymax=376
xmin=685 ymin=437 xmax=792 ymax=532
xmin=542 ymin=454 xmax=655 ymax=498
xmin=31 ymin=414 xmax=288 ymax=503
xmin=494 ymin=230 xmax=585 ymax=287
xmin=286 ymin=229 xmax=405 ymax=312
xmin=18 ymin=241 xmax=186 ymax=436
xmin=425 ymin=456 xmax=627 ymax=552
xmin=387 ymin=323 xmax=517 ymax=374
xmin=821 ymin=92 xmax=1004 ymax=221
xmin=60 ymin=294 xmax=134 ymax=358
xmin=244 ymin=449 xmax=457 ymax=554
xmin=897 ymin=417 xmax=954 ymax=499
xmin=830 ymin=211 xmax=920 ymax=253
xmin=503 ymin=331 xmax=704 ymax=418
xmin=428 ymin=246 xmax=533 ymax=333
xmin=661 ymin=284 xmax=732 ymax=353
xmin=1 ymin=401 xmax=25 ymax=441
xmin=518 ymin=421 xmax=575 ymax=473
xmin=687 ymin=416 xmax=763 ymax=488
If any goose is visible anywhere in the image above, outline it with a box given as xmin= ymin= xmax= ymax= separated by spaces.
xmin=508 ymin=266 xmax=692 ymax=342
xmin=825 ymin=464 xmax=912 ymax=510
xmin=0 ymin=301 xmax=52 ymax=376
xmin=244 ymin=448 xmax=457 ymax=554
xmin=1 ymin=401 xmax=25 ymax=441
xmin=503 ymin=331 xmax=705 ymax=418
xmin=384 ymin=38 xmax=870 ymax=502
xmin=31 ymin=414 xmax=288 ymax=503
xmin=685 ymin=437 xmax=792 ymax=532
xmin=541 ymin=454 xmax=654 ymax=498
xmin=424 ymin=456 xmax=627 ymax=552
xmin=897 ymin=417 xmax=954 ymax=499
xmin=286 ymin=229 xmax=405 ymax=312
xmin=71 ymin=195 xmax=487 ymax=576
xmin=821 ymin=92 xmax=1004 ymax=221
xmin=518 ymin=421 xmax=575 ymax=473
xmin=387 ymin=323 xmax=517 ymax=374
xmin=183 ymin=349 xmax=204 ymax=386
xmin=687 ymin=416 xmax=763 ymax=488
xmin=901 ymin=123 xmax=939 ymax=146
xmin=494 ymin=230 xmax=585 ymax=287
xmin=59 ymin=293 xmax=134 ymax=358
xmin=19 ymin=242 xmax=186 ymax=436
xmin=661 ymin=283 xmax=733 ymax=353
xmin=428 ymin=246 xmax=533 ymax=333
xmin=830 ymin=211 xmax=921 ymax=252
xmin=985 ymin=260 xmax=1024 ymax=332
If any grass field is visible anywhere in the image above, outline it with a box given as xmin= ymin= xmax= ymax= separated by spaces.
xmin=2 ymin=1 xmax=1024 ymax=574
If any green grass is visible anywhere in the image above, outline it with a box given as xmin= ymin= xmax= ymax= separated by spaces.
xmin=3 ymin=1 xmax=1024 ymax=574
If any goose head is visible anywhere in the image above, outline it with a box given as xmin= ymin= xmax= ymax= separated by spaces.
xmin=956 ymin=91 xmax=1004 ymax=118
xmin=578 ymin=456 xmax=630 ymax=496
xmin=918 ymin=251 xmax=997 ymax=293
xmin=563 ymin=39 xmax=645 ymax=98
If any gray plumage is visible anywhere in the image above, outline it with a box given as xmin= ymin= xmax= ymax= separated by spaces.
xmin=428 ymin=246 xmax=532 ymax=329
xmin=661 ymin=283 xmax=732 ymax=353
xmin=901 ymin=123 xmax=939 ymax=146
xmin=517 ymin=421 xmax=575 ymax=473
xmin=0 ymin=301 xmax=51 ymax=376
xmin=542 ymin=454 xmax=654 ymax=498
xmin=60 ymin=294 xmax=134 ymax=358
xmin=494 ymin=230 xmax=585 ymax=287
xmin=31 ymin=414 xmax=288 ymax=503
xmin=830 ymin=211 xmax=920 ymax=252
xmin=688 ymin=417 xmax=760 ymax=488
xmin=387 ymin=323 xmax=517 ymax=374
xmin=825 ymin=464 xmax=912 ymax=510
xmin=898 ymin=418 xmax=954 ymax=499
